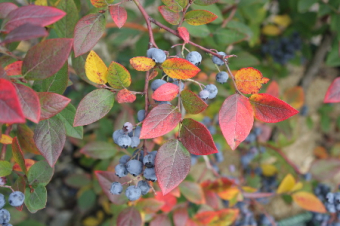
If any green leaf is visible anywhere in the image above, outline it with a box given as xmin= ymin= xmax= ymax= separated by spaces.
xmin=64 ymin=173 xmax=91 ymax=188
xmin=0 ymin=160 xmax=12 ymax=177
xmin=12 ymin=137 xmax=27 ymax=175
xmin=326 ymin=42 xmax=340 ymax=67
xmin=184 ymin=10 xmax=218 ymax=25
xmin=162 ymin=0 xmax=185 ymax=12
xmin=78 ymin=189 xmax=96 ymax=212
xmin=181 ymin=89 xmax=208 ymax=114
xmin=226 ymin=21 xmax=253 ymax=39
xmin=80 ymin=141 xmax=116 ymax=159
xmin=194 ymin=0 xmax=218 ymax=6
xmin=54 ymin=0 xmax=78 ymax=38
xmin=214 ymin=28 xmax=247 ymax=45
xmin=179 ymin=181 xmax=205 ymax=204
xmin=107 ymin=61 xmax=131 ymax=89
xmin=56 ymin=103 xmax=83 ymax=139
xmin=182 ymin=23 xmax=210 ymax=38
xmin=24 ymin=184 xmax=47 ymax=213
xmin=228 ymin=52 xmax=260 ymax=69
xmin=41 ymin=62 xmax=68 ymax=94
xmin=27 ymin=160 xmax=54 ymax=186
xmin=298 ymin=0 xmax=318 ymax=13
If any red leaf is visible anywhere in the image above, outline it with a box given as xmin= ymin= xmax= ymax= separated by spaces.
xmin=180 ymin=90 xmax=208 ymax=114
xmin=155 ymin=139 xmax=191 ymax=195
xmin=0 ymin=78 xmax=25 ymax=124
xmin=116 ymin=89 xmax=136 ymax=103
xmin=37 ymin=92 xmax=71 ymax=121
xmin=117 ymin=207 xmax=142 ymax=226
xmin=178 ymin=27 xmax=190 ymax=44
xmin=12 ymin=137 xmax=27 ymax=175
xmin=0 ymin=2 xmax=18 ymax=19
xmin=140 ymin=104 xmax=181 ymax=139
xmin=173 ymin=207 xmax=189 ymax=226
xmin=4 ymin=61 xmax=22 ymax=76
xmin=2 ymin=23 xmax=48 ymax=44
xmin=22 ymin=38 xmax=73 ymax=80
xmin=324 ymin=77 xmax=340 ymax=103
xmin=152 ymin=83 xmax=179 ymax=101
xmin=73 ymin=13 xmax=106 ymax=57
xmin=3 ymin=5 xmax=65 ymax=33
xmin=13 ymin=83 xmax=40 ymax=123
xmin=219 ymin=94 xmax=254 ymax=150
xmin=180 ymin=118 xmax=218 ymax=155
xmin=150 ymin=214 xmax=171 ymax=226
xmin=204 ymin=190 xmax=219 ymax=209
xmin=95 ymin=171 xmax=130 ymax=205
xmin=158 ymin=6 xmax=180 ymax=25
xmin=109 ymin=5 xmax=127 ymax=29
xmin=155 ymin=191 xmax=177 ymax=212
xmin=266 ymin=80 xmax=279 ymax=98
xmin=249 ymin=93 xmax=299 ymax=123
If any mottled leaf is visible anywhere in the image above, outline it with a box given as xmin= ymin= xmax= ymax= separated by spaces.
xmin=117 ymin=207 xmax=142 ymax=226
xmin=116 ymin=89 xmax=136 ymax=103
xmin=4 ymin=61 xmax=22 ymax=76
xmin=107 ymin=61 xmax=131 ymax=89
xmin=37 ymin=92 xmax=71 ymax=120
xmin=181 ymin=89 xmax=208 ymax=114
xmin=12 ymin=137 xmax=27 ymax=175
xmin=162 ymin=58 xmax=200 ymax=79
xmin=184 ymin=10 xmax=217 ymax=26
xmin=2 ymin=23 xmax=48 ymax=44
xmin=27 ymin=160 xmax=53 ymax=186
xmin=292 ymin=192 xmax=326 ymax=213
xmin=158 ymin=6 xmax=181 ymax=25
xmin=56 ymin=104 xmax=83 ymax=139
xmin=152 ymin=83 xmax=179 ymax=101
xmin=90 ymin=0 xmax=114 ymax=8
xmin=235 ymin=67 xmax=269 ymax=94
xmin=109 ymin=5 xmax=127 ymax=28
xmin=80 ymin=141 xmax=116 ymax=159
xmin=324 ymin=77 xmax=340 ymax=103
xmin=85 ymin=50 xmax=108 ymax=84
xmin=17 ymin=124 xmax=40 ymax=154
xmin=130 ymin=57 xmax=156 ymax=71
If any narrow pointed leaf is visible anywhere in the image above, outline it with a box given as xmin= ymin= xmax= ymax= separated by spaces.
xmin=2 ymin=23 xmax=48 ymax=44
xmin=219 ymin=94 xmax=254 ymax=150
xmin=4 ymin=61 xmax=22 ymax=76
xmin=107 ymin=61 xmax=131 ymax=89
xmin=158 ymin=6 xmax=180 ymax=25
xmin=85 ymin=50 xmax=108 ymax=84
xmin=249 ymin=93 xmax=299 ymax=123
xmin=12 ymin=137 xmax=27 ymax=175
xmin=184 ymin=10 xmax=217 ymax=26
xmin=109 ymin=5 xmax=127 ymax=28
xmin=155 ymin=139 xmax=191 ymax=195
xmin=117 ymin=207 xmax=142 ymax=226
xmin=130 ymin=57 xmax=156 ymax=71
xmin=277 ymin=174 xmax=295 ymax=194
xmin=235 ymin=67 xmax=269 ymax=94
xmin=292 ymin=192 xmax=326 ymax=213
xmin=0 ymin=2 xmax=18 ymax=19
xmin=152 ymin=83 xmax=179 ymax=101
xmin=37 ymin=92 xmax=71 ymax=120
xmin=181 ymin=90 xmax=208 ymax=114
xmin=162 ymin=58 xmax=200 ymax=79
xmin=324 ymin=77 xmax=340 ymax=103
xmin=140 ymin=104 xmax=181 ymax=139
xmin=116 ymin=89 xmax=136 ymax=103
xmin=178 ymin=27 xmax=190 ymax=43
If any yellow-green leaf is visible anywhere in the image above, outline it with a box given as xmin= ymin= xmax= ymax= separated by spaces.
xmin=262 ymin=24 xmax=281 ymax=36
xmin=130 ymin=57 xmax=156 ymax=71
xmin=0 ymin=134 xmax=12 ymax=144
xmin=107 ymin=61 xmax=131 ymax=89
xmin=90 ymin=0 xmax=114 ymax=8
xmin=85 ymin=50 xmax=108 ymax=84
xmin=0 ymin=160 xmax=12 ymax=177
xmin=184 ymin=10 xmax=217 ymax=26
xmin=277 ymin=174 xmax=295 ymax=194
xmin=261 ymin=164 xmax=277 ymax=176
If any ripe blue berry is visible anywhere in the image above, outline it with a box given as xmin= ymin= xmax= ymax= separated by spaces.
xmin=208 ymin=125 xmax=216 ymax=135
xmin=143 ymin=154 xmax=155 ymax=168
xmin=123 ymin=122 xmax=133 ymax=133
xmin=115 ymin=163 xmax=128 ymax=178
xmin=147 ymin=48 xmax=157 ymax=58
xmin=202 ymin=116 xmax=211 ymax=125
xmin=130 ymin=137 xmax=140 ymax=148
xmin=199 ymin=90 xmax=210 ymax=100
xmin=126 ymin=160 xmax=143 ymax=176
xmin=125 ymin=185 xmax=142 ymax=201
xmin=137 ymin=110 xmax=145 ymax=122
xmin=0 ymin=209 xmax=10 ymax=224
xmin=216 ymin=71 xmax=229 ymax=84
xmin=151 ymin=79 xmax=167 ymax=91
xmin=117 ymin=135 xmax=131 ymax=149
xmin=110 ymin=182 xmax=123 ymax=195
xmin=150 ymin=49 xmax=166 ymax=63
xmin=204 ymin=84 xmax=218 ymax=99
xmin=8 ymin=191 xmax=25 ymax=207
xmin=0 ymin=194 xmax=5 ymax=209
xmin=212 ymin=51 xmax=226 ymax=66
xmin=137 ymin=180 xmax=150 ymax=195
xmin=214 ymin=149 xmax=224 ymax=163
xmin=144 ymin=167 xmax=157 ymax=182
xmin=113 ymin=129 xmax=125 ymax=144
xmin=119 ymin=155 xmax=130 ymax=164
xmin=129 ymin=126 xmax=141 ymax=138
xmin=186 ymin=51 xmax=202 ymax=66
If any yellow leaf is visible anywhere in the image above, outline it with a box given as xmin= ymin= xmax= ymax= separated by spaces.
xmin=273 ymin=15 xmax=291 ymax=28
xmin=85 ymin=50 xmax=108 ymax=84
xmin=261 ymin=164 xmax=277 ymax=176
xmin=217 ymin=187 xmax=239 ymax=200
xmin=242 ymin=186 xmax=257 ymax=193
xmin=130 ymin=57 xmax=156 ymax=71
xmin=292 ymin=192 xmax=326 ymax=213
xmin=291 ymin=182 xmax=303 ymax=192
xmin=35 ymin=0 xmax=48 ymax=6
xmin=0 ymin=134 xmax=12 ymax=144
xmin=277 ymin=174 xmax=295 ymax=194
xmin=262 ymin=25 xmax=281 ymax=36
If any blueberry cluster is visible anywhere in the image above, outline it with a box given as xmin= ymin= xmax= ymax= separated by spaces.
xmin=261 ymin=32 xmax=302 ymax=65
xmin=112 ymin=122 xmax=141 ymax=149
xmin=199 ymin=84 xmax=218 ymax=100
xmin=0 ymin=191 xmax=25 ymax=226
xmin=111 ymin=151 xmax=157 ymax=201
xmin=234 ymin=201 xmax=257 ymax=226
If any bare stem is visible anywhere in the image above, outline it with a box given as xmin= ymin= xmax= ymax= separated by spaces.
xmin=225 ymin=63 xmax=244 ymax=96
xmin=183 ymin=78 xmax=205 ymax=90
xmin=0 ymin=125 xmax=12 ymax=160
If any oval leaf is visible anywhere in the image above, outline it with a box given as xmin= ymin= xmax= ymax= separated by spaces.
xmin=117 ymin=207 xmax=142 ymax=226
xmin=158 ymin=6 xmax=180 ymax=25
xmin=17 ymin=124 xmax=40 ymax=154
xmin=56 ymin=104 xmax=83 ymax=139
xmin=91 ymin=0 xmax=114 ymax=8
xmin=292 ymin=191 xmax=326 ymax=213
xmin=80 ymin=141 xmax=116 ymax=159
xmin=27 ymin=160 xmax=53 ymax=186
xmin=41 ymin=62 xmax=68 ymax=95
xmin=4 ymin=61 xmax=22 ymax=76
xmin=184 ymin=10 xmax=217 ymax=26
xmin=180 ymin=118 xmax=218 ymax=155
xmin=85 ymin=50 xmax=108 ymax=84
xmin=173 ymin=208 xmax=189 ymax=226
xmin=235 ymin=67 xmax=269 ymax=94
xmin=140 ymin=104 xmax=181 ymax=139
xmin=37 ymin=92 xmax=71 ymax=121
xmin=0 ymin=134 xmax=12 ymax=145
xmin=277 ymin=173 xmax=295 ymax=194
xmin=12 ymin=137 xmax=27 ymax=175
xmin=0 ymin=160 xmax=12 ymax=177
xmin=310 ymin=159 xmax=340 ymax=181
xmin=179 ymin=181 xmax=205 ymax=204
xmin=150 ymin=214 xmax=171 ymax=226
xmin=178 ymin=27 xmax=190 ymax=43
xmin=24 ymin=185 xmax=47 ymax=213
xmin=0 ymin=2 xmax=18 ymax=19
xmin=130 ymin=57 xmax=156 ymax=71
xmin=249 ymin=93 xmax=299 ymax=123
xmin=136 ymin=198 xmax=165 ymax=214
xmin=54 ymin=0 xmax=79 ymax=38
xmin=74 ymin=13 xmax=106 ymax=57
xmin=22 ymin=38 xmax=73 ymax=80
xmin=266 ymin=80 xmax=279 ymax=98
xmin=152 ymin=83 xmax=179 ymax=101
xmin=109 ymin=5 xmax=127 ymax=28
xmin=107 ymin=61 xmax=131 ymax=89
xmin=324 ymin=77 xmax=340 ymax=103
xmin=181 ymin=89 xmax=208 ymax=114
xmin=2 ymin=23 xmax=48 ymax=44
xmin=219 ymin=94 xmax=254 ymax=150
xmin=155 ymin=139 xmax=191 ymax=195
xmin=116 ymin=89 xmax=136 ymax=103
xmin=74 ymin=89 xmax=114 ymax=126
xmin=162 ymin=58 xmax=200 ymax=79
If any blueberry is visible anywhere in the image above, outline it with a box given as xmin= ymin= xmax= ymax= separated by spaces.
xmin=212 ymin=51 xmax=226 ymax=66
xmin=208 ymin=125 xmax=216 ymax=135
xmin=253 ymin=127 xmax=262 ymax=136
xmin=125 ymin=185 xmax=142 ymax=201
xmin=202 ymin=116 xmax=211 ymax=125
xmin=8 ymin=191 xmax=25 ymax=207
xmin=173 ymin=80 xmax=184 ymax=91
xmin=115 ymin=163 xmax=128 ymax=178
xmin=137 ymin=180 xmax=150 ymax=195
xmin=143 ymin=154 xmax=155 ymax=168
xmin=144 ymin=167 xmax=157 ymax=182
xmin=132 ymin=126 xmax=142 ymax=138
xmin=326 ymin=203 xmax=336 ymax=213
xmin=137 ymin=110 xmax=145 ymax=122
xmin=147 ymin=48 xmax=157 ymax=58
xmin=123 ymin=122 xmax=133 ymax=133
xmin=155 ymin=101 xmax=171 ymax=105
xmin=199 ymin=90 xmax=210 ymax=100
xmin=132 ymin=149 xmax=144 ymax=162
xmin=150 ymin=49 xmax=166 ymax=63
xmin=110 ymin=182 xmax=123 ymax=195
xmin=113 ymin=129 xmax=125 ymax=144
xmin=204 ymin=84 xmax=218 ymax=99
xmin=126 ymin=160 xmax=143 ymax=176
xmin=119 ymin=155 xmax=131 ymax=164
xmin=191 ymin=154 xmax=198 ymax=165
xmin=151 ymin=79 xmax=167 ymax=91
xmin=303 ymin=173 xmax=312 ymax=181
xmin=214 ymin=149 xmax=224 ymax=163
xmin=0 ymin=194 xmax=5 ymax=209
xmin=150 ymin=150 xmax=157 ymax=156
xmin=216 ymin=71 xmax=229 ymax=84
xmin=245 ymin=133 xmax=256 ymax=143
xmin=300 ymin=105 xmax=308 ymax=116
xmin=326 ymin=192 xmax=335 ymax=204
xmin=0 ymin=209 xmax=10 ymax=224
xmin=117 ymin=135 xmax=131 ymax=149
xmin=130 ymin=137 xmax=140 ymax=148
xmin=186 ymin=51 xmax=202 ymax=66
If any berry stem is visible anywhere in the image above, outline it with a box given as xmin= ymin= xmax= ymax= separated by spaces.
xmin=0 ymin=125 xmax=12 ymax=160
xmin=0 ymin=185 xmax=15 ymax=192
xmin=183 ymin=79 xmax=205 ymax=90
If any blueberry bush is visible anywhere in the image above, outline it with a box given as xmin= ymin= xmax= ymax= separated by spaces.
xmin=1 ymin=0 xmax=340 ymax=225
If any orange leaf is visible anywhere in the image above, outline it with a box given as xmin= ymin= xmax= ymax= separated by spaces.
xmin=282 ymin=86 xmax=305 ymax=109
xmin=292 ymin=191 xmax=326 ymax=213
xmin=235 ymin=67 xmax=269 ymax=94
xmin=162 ymin=58 xmax=200 ymax=79
xmin=178 ymin=27 xmax=189 ymax=43
xmin=212 ymin=209 xmax=239 ymax=226
xmin=0 ymin=134 xmax=13 ymax=144
xmin=155 ymin=191 xmax=177 ymax=212
xmin=313 ymin=146 xmax=329 ymax=159
xmin=130 ymin=56 xmax=156 ymax=71
xmin=193 ymin=211 xmax=219 ymax=224
xmin=202 ymin=177 xmax=234 ymax=193
xmin=149 ymin=70 xmax=158 ymax=80
xmin=116 ymin=89 xmax=136 ymax=103
xmin=13 ymin=159 xmax=35 ymax=172
xmin=277 ymin=173 xmax=295 ymax=194
xmin=4 ymin=61 xmax=22 ymax=76
xmin=217 ymin=187 xmax=239 ymax=200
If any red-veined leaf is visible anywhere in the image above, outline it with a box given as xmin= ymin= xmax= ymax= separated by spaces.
xmin=130 ymin=57 xmax=156 ymax=71
xmin=282 ymin=86 xmax=305 ymax=109
xmin=155 ymin=139 xmax=191 ymax=195
xmin=37 ymin=92 xmax=70 ymax=121
xmin=324 ymin=77 xmax=340 ymax=103
xmin=0 ymin=78 xmax=25 ymax=124
xmin=22 ymin=38 xmax=73 ymax=80
xmin=158 ymin=6 xmax=180 ymax=25
xmin=180 ymin=118 xmax=218 ymax=155
xmin=150 ymin=214 xmax=171 ymax=226
xmin=135 ymin=198 xmax=165 ymax=214
xmin=109 ymin=5 xmax=127 ymax=29
xmin=117 ymin=207 xmax=142 ymax=226
xmin=140 ymin=104 xmax=181 ymax=139
xmin=219 ymin=94 xmax=254 ymax=150
xmin=162 ymin=58 xmax=200 ymax=79
xmin=155 ymin=191 xmax=177 ymax=212
xmin=90 ymin=0 xmax=114 ymax=8
xmin=249 ymin=93 xmax=299 ymax=123
xmin=107 ymin=61 xmax=131 ymax=89
xmin=178 ymin=27 xmax=189 ymax=43
xmin=13 ymin=83 xmax=40 ymax=123
xmin=194 ymin=0 xmax=219 ymax=6
xmin=235 ymin=67 xmax=269 ymax=94
xmin=292 ymin=192 xmax=327 ymax=213
xmin=3 ymin=5 xmax=65 ymax=33
xmin=266 ymin=80 xmax=279 ymax=98
xmin=17 ymin=124 xmax=40 ymax=155
xmin=12 ymin=137 xmax=27 ymax=175
xmin=74 ymin=89 xmax=114 ymax=126
xmin=2 ymin=23 xmax=48 ymax=44
xmin=152 ymin=83 xmax=179 ymax=101
xmin=0 ymin=2 xmax=18 ymax=19
xmin=173 ymin=207 xmax=189 ymax=226
xmin=179 ymin=181 xmax=205 ymax=204
xmin=116 ymin=89 xmax=136 ymax=104
xmin=73 ymin=13 xmax=106 ymax=57
xmin=4 ymin=61 xmax=22 ymax=76
xmin=181 ymin=90 xmax=208 ymax=114
xmin=184 ymin=10 xmax=217 ymax=26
